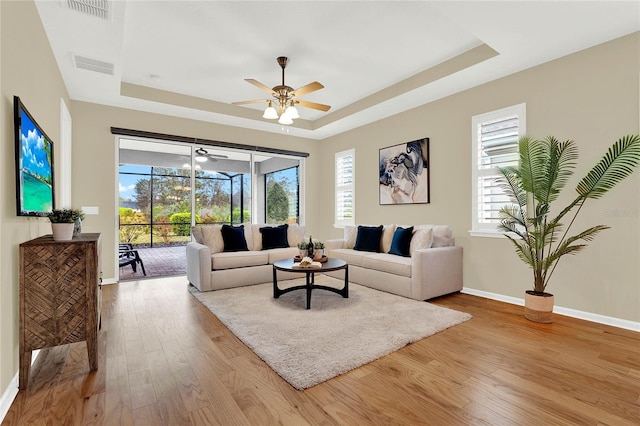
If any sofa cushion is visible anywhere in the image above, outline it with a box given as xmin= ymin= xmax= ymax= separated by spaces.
xmin=250 ymin=223 xmax=305 ymax=250
xmin=363 ymin=253 xmax=412 ymax=278
xmin=211 ymin=251 xmax=268 ymax=270
xmin=242 ymin=222 xmax=256 ymax=250
xmin=200 ymin=225 xmax=224 ymax=254
xmin=260 ymin=224 xmax=289 ymax=250
xmin=221 ymin=224 xmax=249 ymax=252
xmin=431 ymin=225 xmax=453 ymax=247
xmin=410 ymin=227 xmax=434 ymax=256
xmin=191 ymin=226 xmax=204 ymax=244
xmin=397 ymin=224 xmax=452 ymax=247
xmin=380 ymin=224 xmax=396 ymax=253
xmin=344 ymin=225 xmax=358 ymax=249
xmin=354 ymin=225 xmax=383 ymax=252
xmin=267 ymin=247 xmax=299 ymax=264
xmin=389 ymin=226 xmax=414 ymax=257
xmin=414 ymin=224 xmax=452 ymax=247
xmin=346 ymin=224 xmax=394 ymax=252
xmin=287 ymin=223 xmax=306 ymax=248
xmin=330 ymin=248 xmax=367 ymax=267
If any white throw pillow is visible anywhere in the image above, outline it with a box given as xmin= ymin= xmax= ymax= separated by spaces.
xmin=431 ymin=225 xmax=453 ymax=247
xmin=245 ymin=223 xmax=257 ymax=250
xmin=251 ymin=224 xmax=264 ymax=250
xmin=200 ymin=225 xmax=224 ymax=254
xmin=380 ymin=224 xmax=396 ymax=253
xmin=344 ymin=225 xmax=358 ymax=249
xmin=287 ymin=224 xmax=306 ymax=247
xmin=410 ymin=227 xmax=434 ymax=256
xmin=191 ymin=226 xmax=204 ymax=244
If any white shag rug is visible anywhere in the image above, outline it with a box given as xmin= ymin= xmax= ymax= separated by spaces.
xmin=189 ymin=275 xmax=471 ymax=390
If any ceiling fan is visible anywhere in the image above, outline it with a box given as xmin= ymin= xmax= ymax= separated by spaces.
xmin=194 ymin=147 xmax=228 ymax=163
xmin=232 ymin=56 xmax=331 ymax=125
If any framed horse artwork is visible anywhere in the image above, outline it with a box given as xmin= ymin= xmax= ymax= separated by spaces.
xmin=379 ymin=138 xmax=430 ymax=205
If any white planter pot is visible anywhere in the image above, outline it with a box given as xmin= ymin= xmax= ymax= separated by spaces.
xmin=51 ymin=223 xmax=75 ymax=241
xmin=313 ymin=248 xmax=325 ymax=260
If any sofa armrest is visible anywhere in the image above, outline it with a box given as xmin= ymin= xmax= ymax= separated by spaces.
xmin=411 ymin=246 xmax=463 ymax=300
xmin=186 ymin=241 xmax=212 ymax=291
xmin=325 ymin=239 xmax=344 ymax=257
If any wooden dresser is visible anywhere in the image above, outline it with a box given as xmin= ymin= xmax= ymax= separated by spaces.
xmin=19 ymin=233 xmax=102 ymax=389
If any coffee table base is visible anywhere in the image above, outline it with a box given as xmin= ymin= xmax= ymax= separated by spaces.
xmin=273 ymin=266 xmax=349 ymax=310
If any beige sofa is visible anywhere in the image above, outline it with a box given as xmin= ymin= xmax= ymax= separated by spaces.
xmin=186 ymin=223 xmax=305 ymax=292
xmin=324 ymin=224 xmax=463 ymax=300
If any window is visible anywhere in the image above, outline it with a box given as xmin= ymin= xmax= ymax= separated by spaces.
xmin=194 ymin=170 xmax=233 ymax=224
xmin=335 ymin=149 xmax=355 ymax=227
xmin=471 ymin=103 xmax=526 ymax=236
xmin=118 ymin=164 xmax=192 ymax=246
xmin=265 ymin=166 xmax=299 ymax=224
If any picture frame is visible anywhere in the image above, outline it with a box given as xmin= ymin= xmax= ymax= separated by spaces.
xmin=379 ymin=138 xmax=429 ymax=205
xmin=14 ymin=96 xmax=55 ymax=216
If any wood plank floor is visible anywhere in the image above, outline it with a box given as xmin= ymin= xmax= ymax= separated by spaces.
xmin=4 ymin=276 xmax=639 ymax=425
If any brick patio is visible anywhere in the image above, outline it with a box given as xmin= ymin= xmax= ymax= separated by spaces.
xmin=119 ymin=245 xmax=186 ymax=281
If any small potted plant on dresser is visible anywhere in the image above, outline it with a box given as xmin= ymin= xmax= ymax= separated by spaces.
xmin=497 ymin=135 xmax=640 ymax=323
xmin=48 ymin=208 xmax=84 ymax=241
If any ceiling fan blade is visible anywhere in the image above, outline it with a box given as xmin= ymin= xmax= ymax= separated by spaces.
xmin=232 ymin=99 xmax=269 ymax=105
xmin=292 ymin=81 xmax=324 ymax=97
xmin=245 ymin=79 xmax=276 ymax=95
xmin=297 ymin=99 xmax=331 ymax=112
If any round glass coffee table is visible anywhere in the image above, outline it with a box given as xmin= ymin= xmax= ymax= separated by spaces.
xmin=272 ymin=258 xmax=349 ymax=309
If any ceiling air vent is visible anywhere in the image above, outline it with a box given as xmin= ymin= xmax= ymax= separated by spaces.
xmin=66 ymin=0 xmax=110 ymax=20
xmin=73 ymin=54 xmax=114 ymax=75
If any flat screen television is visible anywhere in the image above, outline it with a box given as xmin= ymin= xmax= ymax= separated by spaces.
xmin=14 ymin=96 xmax=55 ymax=216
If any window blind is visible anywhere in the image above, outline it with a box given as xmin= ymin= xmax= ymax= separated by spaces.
xmin=471 ymin=104 xmax=525 ymax=232
xmin=335 ymin=150 xmax=354 ymax=226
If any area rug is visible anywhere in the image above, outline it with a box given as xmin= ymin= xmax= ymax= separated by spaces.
xmin=189 ymin=276 xmax=471 ymax=390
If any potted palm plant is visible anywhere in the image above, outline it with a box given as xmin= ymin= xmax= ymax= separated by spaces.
xmin=497 ymin=135 xmax=640 ymax=323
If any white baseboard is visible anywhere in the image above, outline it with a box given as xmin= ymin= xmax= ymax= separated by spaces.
xmin=462 ymin=287 xmax=640 ymax=332
xmin=0 ymin=350 xmax=39 ymax=424
xmin=102 ymin=278 xmax=117 ymax=285
xmin=0 ymin=374 xmax=18 ymax=425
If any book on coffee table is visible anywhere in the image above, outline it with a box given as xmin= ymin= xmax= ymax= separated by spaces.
xmin=292 ymin=261 xmax=322 ymax=268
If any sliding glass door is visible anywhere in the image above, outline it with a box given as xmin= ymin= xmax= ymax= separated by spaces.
xmin=119 ymin=140 xmax=192 ymax=248
xmin=118 ymin=138 xmax=303 ymax=280
xmin=193 ymin=149 xmax=252 ymax=224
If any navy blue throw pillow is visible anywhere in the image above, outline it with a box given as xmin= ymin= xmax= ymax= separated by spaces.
xmin=389 ymin=226 xmax=414 ymax=257
xmin=221 ymin=224 xmax=249 ymax=252
xmin=354 ymin=225 xmax=383 ymax=253
xmin=260 ymin=224 xmax=289 ymax=250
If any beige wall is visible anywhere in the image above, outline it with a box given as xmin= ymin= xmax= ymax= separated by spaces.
xmin=319 ymin=32 xmax=640 ymax=322
xmin=71 ymin=102 xmax=322 ymax=281
xmin=0 ymin=0 xmax=72 ymax=397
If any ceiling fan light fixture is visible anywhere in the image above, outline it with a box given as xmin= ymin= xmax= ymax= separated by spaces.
xmin=195 ymin=148 xmax=208 ymax=162
xmin=278 ymin=113 xmax=294 ymax=125
xmin=233 ymin=56 xmax=330 ymax=125
xmin=285 ymin=102 xmax=299 ymax=119
xmin=263 ymin=100 xmax=278 ymax=119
